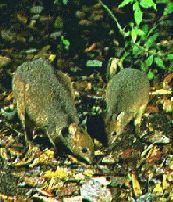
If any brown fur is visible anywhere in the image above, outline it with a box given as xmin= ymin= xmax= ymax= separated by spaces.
xmin=105 ymin=68 xmax=149 ymax=145
xmin=12 ymin=59 xmax=94 ymax=163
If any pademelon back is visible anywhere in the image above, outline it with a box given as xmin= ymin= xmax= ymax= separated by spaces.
xmin=12 ymin=59 xmax=94 ymax=163
xmin=105 ymin=68 xmax=150 ymax=146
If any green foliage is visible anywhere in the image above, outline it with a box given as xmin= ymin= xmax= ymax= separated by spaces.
xmin=130 ymin=22 xmax=146 ymax=42
xmin=118 ymin=0 xmax=134 ymax=8
xmin=133 ymin=2 xmax=143 ymax=26
xmin=156 ymin=0 xmax=173 ymax=15
xmin=168 ymin=54 xmax=173 ymax=60
xmin=62 ymin=0 xmax=68 ymax=5
xmin=155 ymin=57 xmax=165 ymax=68
xmin=114 ymin=0 xmax=171 ymax=74
xmin=119 ymin=0 xmax=156 ymax=26
xmin=123 ymin=22 xmax=168 ymax=70
xmin=145 ymin=55 xmax=154 ymax=67
xmin=163 ymin=1 xmax=173 ymax=15
xmin=54 ymin=0 xmax=68 ymax=5
xmin=144 ymin=33 xmax=159 ymax=48
xmin=140 ymin=0 xmax=156 ymax=9
xmin=147 ymin=71 xmax=155 ymax=80
xmin=61 ymin=36 xmax=70 ymax=50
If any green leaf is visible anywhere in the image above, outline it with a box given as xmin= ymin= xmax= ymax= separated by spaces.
xmin=62 ymin=0 xmax=68 ymax=5
xmin=62 ymin=39 xmax=70 ymax=50
xmin=122 ymin=51 xmax=129 ymax=60
xmin=146 ymin=55 xmax=154 ymax=67
xmin=140 ymin=0 xmax=156 ymax=9
xmin=132 ymin=27 xmax=137 ymax=42
xmin=142 ymin=24 xmax=149 ymax=35
xmin=129 ymin=22 xmax=134 ymax=27
xmin=156 ymin=0 xmax=169 ymax=3
xmin=135 ymin=27 xmax=145 ymax=36
xmin=163 ymin=2 xmax=173 ymax=15
xmin=118 ymin=0 xmax=134 ymax=8
xmin=154 ymin=57 xmax=164 ymax=68
xmin=167 ymin=54 xmax=173 ymax=60
xmin=131 ymin=25 xmax=145 ymax=42
xmin=141 ymin=25 xmax=148 ymax=40
xmin=133 ymin=2 xmax=142 ymax=26
xmin=141 ymin=62 xmax=148 ymax=71
xmin=132 ymin=45 xmax=141 ymax=55
xmin=125 ymin=40 xmax=130 ymax=47
xmin=147 ymin=71 xmax=155 ymax=80
xmin=144 ymin=33 xmax=159 ymax=48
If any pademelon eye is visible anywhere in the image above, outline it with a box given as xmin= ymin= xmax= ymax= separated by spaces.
xmin=82 ymin=148 xmax=88 ymax=153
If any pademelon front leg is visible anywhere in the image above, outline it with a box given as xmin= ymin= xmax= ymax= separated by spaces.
xmin=108 ymin=111 xmax=135 ymax=145
xmin=134 ymin=103 xmax=147 ymax=135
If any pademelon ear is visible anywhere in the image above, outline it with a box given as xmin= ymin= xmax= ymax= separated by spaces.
xmin=68 ymin=123 xmax=80 ymax=139
xmin=61 ymin=123 xmax=80 ymax=140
